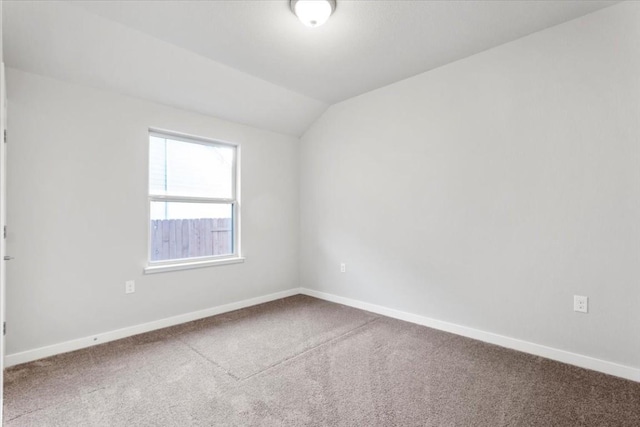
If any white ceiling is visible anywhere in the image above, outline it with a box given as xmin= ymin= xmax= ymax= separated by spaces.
xmin=3 ymin=1 xmax=327 ymax=136
xmin=71 ymin=0 xmax=618 ymax=103
xmin=3 ymin=0 xmax=619 ymax=136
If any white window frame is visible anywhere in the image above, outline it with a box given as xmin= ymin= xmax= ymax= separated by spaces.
xmin=144 ymin=128 xmax=243 ymax=274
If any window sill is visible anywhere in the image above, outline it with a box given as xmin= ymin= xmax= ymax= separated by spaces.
xmin=144 ymin=256 xmax=245 ymax=274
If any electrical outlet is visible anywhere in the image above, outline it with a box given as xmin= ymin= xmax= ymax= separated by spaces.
xmin=125 ymin=280 xmax=135 ymax=294
xmin=340 ymin=263 xmax=346 ymax=273
xmin=573 ymin=295 xmax=588 ymax=313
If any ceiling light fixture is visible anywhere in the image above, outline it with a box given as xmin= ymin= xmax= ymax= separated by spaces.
xmin=290 ymin=0 xmax=336 ymax=28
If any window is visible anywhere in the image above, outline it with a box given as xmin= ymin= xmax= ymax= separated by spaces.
xmin=145 ymin=130 xmax=242 ymax=273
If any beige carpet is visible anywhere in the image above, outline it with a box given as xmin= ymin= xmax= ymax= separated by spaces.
xmin=4 ymin=295 xmax=640 ymax=426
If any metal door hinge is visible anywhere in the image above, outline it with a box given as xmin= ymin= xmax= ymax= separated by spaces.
xmin=3 ymin=322 xmax=5 ymax=336
xmin=3 ymin=225 xmax=6 ymax=239
xmin=3 ymin=129 xmax=6 ymax=143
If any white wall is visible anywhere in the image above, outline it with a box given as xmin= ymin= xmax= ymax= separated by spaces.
xmin=5 ymin=68 xmax=299 ymax=355
xmin=300 ymin=2 xmax=640 ymax=369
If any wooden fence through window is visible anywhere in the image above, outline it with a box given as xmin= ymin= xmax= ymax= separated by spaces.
xmin=150 ymin=218 xmax=232 ymax=261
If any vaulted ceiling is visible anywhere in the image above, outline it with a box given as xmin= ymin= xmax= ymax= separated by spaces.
xmin=3 ymin=0 xmax=618 ymax=136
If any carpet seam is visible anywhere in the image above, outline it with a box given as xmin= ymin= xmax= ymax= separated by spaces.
xmin=5 ymin=403 xmax=60 ymax=423
xmin=174 ymin=338 xmax=242 ymax=381
xmin=237 ymin=316 xmax=381 ymax=382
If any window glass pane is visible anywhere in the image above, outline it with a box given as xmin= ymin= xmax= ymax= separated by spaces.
xmin=150 ymin=136 xmax=234 ymax=198
xmin=150 ymin=201 xmax=233 ymax=261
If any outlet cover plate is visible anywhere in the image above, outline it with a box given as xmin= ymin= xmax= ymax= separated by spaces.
xmin=125 ymin=280 xmax=135 ymax=294
xmin=574 ymin=295 xmax=588 ymax=313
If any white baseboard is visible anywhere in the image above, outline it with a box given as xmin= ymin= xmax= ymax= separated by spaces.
xmin=300 ymin=288 xmax=640 ymax=383
xmin=6 ymin=287 xmax=639 ymax=383
xmin=4 ymin=288 xmax=301 ymax=368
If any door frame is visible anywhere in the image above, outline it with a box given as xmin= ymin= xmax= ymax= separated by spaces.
xmin=0 ymin=62 xmax=7 ymax=424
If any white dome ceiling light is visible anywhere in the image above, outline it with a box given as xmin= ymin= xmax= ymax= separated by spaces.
xmin=290 ymin=0 xmax=336 ymax=28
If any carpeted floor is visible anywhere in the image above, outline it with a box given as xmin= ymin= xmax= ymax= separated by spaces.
xmin=3 ymin=295 xmax=640 ymax=426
